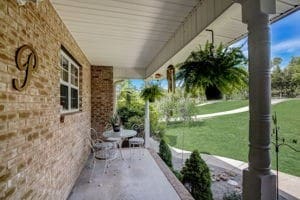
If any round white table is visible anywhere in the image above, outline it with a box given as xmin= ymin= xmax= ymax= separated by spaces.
xmin=103 ymin=129 xmax=137 ymax=139
xmin=103 ymin=129 xmax=137 ymax=161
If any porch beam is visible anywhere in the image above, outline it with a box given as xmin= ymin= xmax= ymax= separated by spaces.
xmin=113 ymin=67 xmax=145 ymax=80
xmin=239 ymin=0 xmax=276 ymax=199
xmin=145 ymin=0 xmax=233 ymax=78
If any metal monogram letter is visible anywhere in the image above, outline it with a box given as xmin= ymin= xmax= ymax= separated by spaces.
xmin=13 ymin=45 xmax=38 ymax=91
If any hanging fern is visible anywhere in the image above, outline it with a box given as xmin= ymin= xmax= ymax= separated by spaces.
xmin=177 ymin=42 xmax=248 ymax=100
xmin=140 ymin=84 xmax=164 ymax=102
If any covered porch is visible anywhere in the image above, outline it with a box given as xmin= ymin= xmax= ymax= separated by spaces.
xmin=0 ymin=0 xmax=299 ymax=199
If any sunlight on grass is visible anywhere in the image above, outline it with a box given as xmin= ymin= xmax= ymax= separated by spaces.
xmin=165 ymin=99 xmax=300 ymax=176
xmin=195 ymin=100 xmax=248 ymax=115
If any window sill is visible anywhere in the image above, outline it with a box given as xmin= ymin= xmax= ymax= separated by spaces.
xmin=60 ymin=111 xmax=81 ymax=123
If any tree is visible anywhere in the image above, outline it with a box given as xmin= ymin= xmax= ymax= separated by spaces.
xmin=271 ymin=65 xmax=285 ymax=98
xmin=181 ymin=150 xmax=212 ymax=200
xmin=271 ymin=57 xmax=300 ymax=97
xmin=159 ymin=139 xmax=173 ymax=168
xmin=177 ymin=42 xmax=248 ymax=100
xmin=287 ymin=57 xmax=300 ymax=92
xmin=272 ymin=57 xmax=282 ymax=68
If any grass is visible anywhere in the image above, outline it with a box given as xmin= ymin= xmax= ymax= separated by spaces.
xmin=195 ymin=100 xmax=249 ymax=115
xmin=165 ymin=99 xmax=300 ymax=176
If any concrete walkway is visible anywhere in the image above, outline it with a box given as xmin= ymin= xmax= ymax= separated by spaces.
xmin=193 ymin=98 xmax=288 ymax=120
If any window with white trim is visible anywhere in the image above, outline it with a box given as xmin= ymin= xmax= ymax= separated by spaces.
xmin=60 ymin=50 xmax=79 ymax=113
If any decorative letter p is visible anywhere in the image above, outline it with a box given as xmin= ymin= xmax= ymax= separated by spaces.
xmin=13 ymin=45 xmax=38 ymax=91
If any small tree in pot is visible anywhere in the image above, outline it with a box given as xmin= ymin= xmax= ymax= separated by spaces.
xmin=110 ymin=113 xmax=121 ymax=132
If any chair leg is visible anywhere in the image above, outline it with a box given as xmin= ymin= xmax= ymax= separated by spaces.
xmin=103 ymin=149 xmax=110 ymax=175
xmin=129 ymin=143 xmax=132 ymax=162
xmin=89 ymin=155 xmax=96 ymax=183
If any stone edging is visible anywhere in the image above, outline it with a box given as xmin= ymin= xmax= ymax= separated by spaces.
xmin=148 ymin=148 xmax=195 ymax=200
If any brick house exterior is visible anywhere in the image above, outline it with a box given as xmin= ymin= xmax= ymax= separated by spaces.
xmin=0 ymin=0 xmax=113 ymax=199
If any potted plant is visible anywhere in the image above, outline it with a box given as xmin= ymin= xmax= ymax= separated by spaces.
xmin=140 ymin=83 xmax=164 ymax=102
xmin=110 ymin=113 xmax=121 ymax=132
xmin=177 ymin=42 xmax=248 ymax=100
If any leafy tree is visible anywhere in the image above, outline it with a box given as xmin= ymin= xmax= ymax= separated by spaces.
xmin=271 ymin=65 xmax=285 ymax=98
xmin=159 ymin=139 xmax=173 ymax=168
xmin=177 ymin=42 xmax=248 ymax=100
xmin=158 ymin=93 xmax=179 ymax=124
xmin=272 ymin=57 xmax=283 ymax=68
xmin=289 ymin=56 xmax=300 ymax=66
xmin=287 ymin=57 xmax=300 ymax=92
xmin=181 ymin=150 xmax=212 ymax=200
xmin=271 ymin=57 xmax=300 ymax=97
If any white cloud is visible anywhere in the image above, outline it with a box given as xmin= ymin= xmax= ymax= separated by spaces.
xmin=272 ymin=38 xmax=300 ymax=54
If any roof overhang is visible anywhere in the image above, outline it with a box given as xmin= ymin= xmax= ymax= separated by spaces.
xmin=51 ymin=0 xmax=299 ymax=80
xmin=147 ymin=1 xmax=300 ymax=80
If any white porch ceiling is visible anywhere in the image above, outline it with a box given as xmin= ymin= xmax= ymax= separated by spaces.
xmin=51 ymin=0 xmax=200 ymax=78
xmin=51 ymin=0 xmax=300 ymax=79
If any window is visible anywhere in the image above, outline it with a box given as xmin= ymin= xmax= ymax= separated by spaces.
xmin=60 ymin=50 xmax=79 ymax=113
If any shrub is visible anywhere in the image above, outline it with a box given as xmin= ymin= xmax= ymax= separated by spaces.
xmin=223 ymin=191 xmax=242 ymax=200
xmin=125 ymin=116 xmax=144 ymax=129
xmin=181 ymin=150 xmax=212 ymax=200
xmin=172 ymin=169 xmax=183 ymax=182
xmin=159 ymin=139 xmax=173 ymax=168
xmin=151 ymin=122 xmax=166 ymax=139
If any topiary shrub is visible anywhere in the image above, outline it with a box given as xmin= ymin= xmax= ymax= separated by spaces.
xmin=223 ymin=191 xmax=242 ymax=200
xmin=181 ymin=150 xmax=212 ymax=200
xmin=159 ymin=139 xmax=173 ymax=168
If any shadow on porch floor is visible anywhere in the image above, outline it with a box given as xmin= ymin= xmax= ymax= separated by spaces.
xmin=67 ymin=148 xmax=182 ymax=200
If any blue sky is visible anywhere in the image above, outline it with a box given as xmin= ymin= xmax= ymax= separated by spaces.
xmin=132 ymin=10 xmax=300 ymax=88
xmin=233 ymin=10 xmax=300 ymax=67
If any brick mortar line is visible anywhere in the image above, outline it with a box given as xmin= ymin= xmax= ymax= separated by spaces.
xmin=148 ymin=148 xmax=194 ymax=200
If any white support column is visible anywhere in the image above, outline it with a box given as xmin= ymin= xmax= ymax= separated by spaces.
xmin=113 ymin=80 xmax=123 ymax=114
xmin=144 ymin=80 xmax=150 ymax=148
xmin=113 ymin=83 xmax=117 ymax=114
xmin=239 ymin=0 xmax=276 ymax=199
xmin=144 ymin=100 xmax=150 ymax=148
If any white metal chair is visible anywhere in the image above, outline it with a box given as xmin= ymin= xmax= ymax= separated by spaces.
xmin=88 ymin=128 xmax=117 ymax=182
xmin=128 ymin=124 xmax=145 ymax=160
xmin=103 ymin=123 xmax=122 ymax=146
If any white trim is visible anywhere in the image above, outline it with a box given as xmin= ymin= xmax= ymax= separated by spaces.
xmin=60 ymin=50 xmax=79 ymax=114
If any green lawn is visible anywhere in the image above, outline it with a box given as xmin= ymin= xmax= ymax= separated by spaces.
xmin=195 ymin=100 xmax=249 ymax=115
xmin=165 ymin=99 xmax=300 ymax=176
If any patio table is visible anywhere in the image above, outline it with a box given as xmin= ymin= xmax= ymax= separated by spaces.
xmin=103 ymin=129 xmax=137 ymax=161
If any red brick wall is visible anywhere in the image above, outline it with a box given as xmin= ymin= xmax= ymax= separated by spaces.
xmin=0 ymin=0 xmax=91 ymax=199
xmin=91 ymin=66 xmax=114 ymax=134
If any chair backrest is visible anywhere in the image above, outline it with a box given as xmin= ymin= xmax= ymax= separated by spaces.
xmin=132 ymin=124 xmax=144 ymax=138
xmin=88 ymin=128 xmax=104 ymax=149
xmin=90 ymin=128 xmax=99 ymax=140
xmin=104 ymin=123 xmax=112 ymax=131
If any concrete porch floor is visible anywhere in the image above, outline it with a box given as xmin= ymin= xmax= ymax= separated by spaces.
xmin=68 ymin=149 xmax=182 ymax=200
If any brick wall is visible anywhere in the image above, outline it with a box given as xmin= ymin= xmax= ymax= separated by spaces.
xmin=91 ymin=66 xmax=114 ymax=134
xmin=0 ymin=0 xmax=91 ymax=199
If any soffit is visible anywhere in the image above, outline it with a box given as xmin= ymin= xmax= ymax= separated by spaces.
xmin=51 ymin=0 xmax=199 ymax=76
xmin=50 ymin=0 xmax=299 ymax=79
